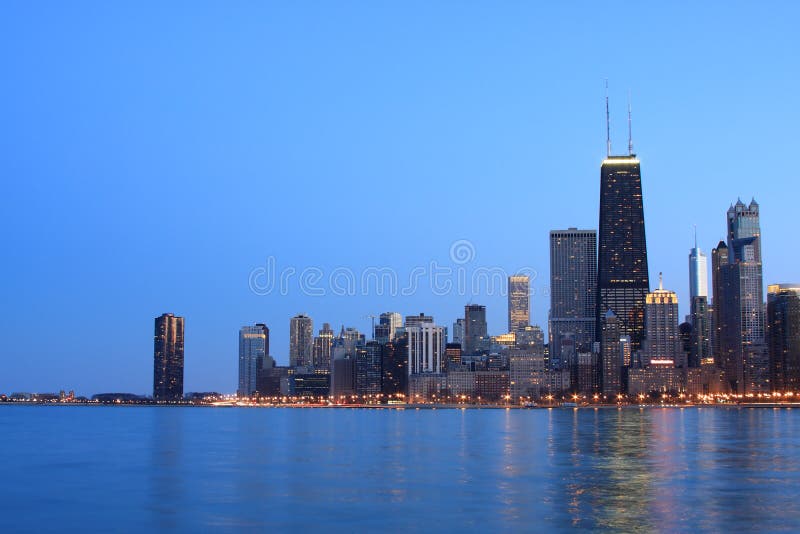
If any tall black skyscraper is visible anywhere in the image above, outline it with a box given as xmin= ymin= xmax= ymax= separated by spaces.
xmin=596 ymin=154 xmax=650 ymax=350
xmin=153 ymin=313 xmax=184 ymax=401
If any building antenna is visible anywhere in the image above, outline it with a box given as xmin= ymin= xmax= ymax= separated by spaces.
xmin=693 ymin=224 xmax=698 ymax=249
xmin=659 ymin=272 xmax=663 ymax=291
xmin=605 ymin=80 xmax=611 ymax=157
xmin=627 ymin=90 xmax=634 ymax=155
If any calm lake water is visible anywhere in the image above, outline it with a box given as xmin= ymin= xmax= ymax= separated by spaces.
xmin=1 ymin=405 xmax=798 ymax=532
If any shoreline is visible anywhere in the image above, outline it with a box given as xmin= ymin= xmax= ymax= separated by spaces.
xmin=1 ymin=402 xmax=798 ymax=410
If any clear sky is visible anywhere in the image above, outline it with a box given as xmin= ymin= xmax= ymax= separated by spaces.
xmin=2 ymin=2 xmax=798 ymax=395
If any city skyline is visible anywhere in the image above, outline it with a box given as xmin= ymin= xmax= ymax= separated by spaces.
xmin=2 ymin=3 xmax=799 ymax=394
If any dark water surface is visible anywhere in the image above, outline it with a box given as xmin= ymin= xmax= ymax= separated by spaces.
xmin=1 ymin=406 xmax=798 ymax=532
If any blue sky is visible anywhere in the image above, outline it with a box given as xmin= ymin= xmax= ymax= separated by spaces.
xmin=1 ymin=2 xmax=798 ymax=394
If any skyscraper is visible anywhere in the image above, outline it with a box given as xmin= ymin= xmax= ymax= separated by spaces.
xmin=689 ymin=234 xmax=708 ymax=299
xmin=711 ymin=240 xmax=730 ymax=361
xmin=767 ymin=284 xmax=800 ymax=393
xmin=153 ymin=313 xmax=184 ymax=401
xmin=289 ymin=314 xmax=314 ymax=368
xmin=463 ymin=304 xmax=487 ymax=356
xmin=238 ymin=324 xmax=269 ymax=397
xmin=597 ymin=153 xmax=650 ymax=351
xmin=689 ymin=232 xmax=711 ymax=367
xmin=600 ymin=310 xmax=622 ymax=396
xmin=312 ymin=322 xmax=334 ymax=370
xmin=642 ymin=276 xmax=681 ymax=367
xmin=355 ymin=341 xmax=383 ymax=395
xmin=452 ymin=318 xmax=465 ymax=347
xmin=549 ymin=229 xmax=597 ymax=364
xmin=379 ymin=312 xmax=402 ymax=340
xmin=688 ymin=297 xmax=711 ymax=368
xmin=727 ymin=199 xmax=765 ymax=345
xmin=715 ymin=199 xmax=766 ymax=393
xmin=407 ymin=323 xmax=446 ymax=375
xmin=381 ymin=336 xmax=408 ymax=397
xmin=507 ymin=275 xmax=530 ymax=332
xmin=405 ymin=313 xmax=434 ymax=328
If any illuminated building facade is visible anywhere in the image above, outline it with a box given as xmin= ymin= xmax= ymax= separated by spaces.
xmin=445 ymin=343 xmax=462 ymax=369
xmin=355 ymin=341 xmax=383 ymax=395
xmin=153 ymin=313 xmax=184 ymax=401
xmin=507 ymin=275 xmax=530 ymax=332
xmin=312 ymin=323 xmax=334 ymax=370
xmin=381 ymin=337 xmax=407 ymax=396
xmin=289 ymin=314 xmax=314 ymax=368
xmin=642 ymin=277 xmax=681 ymax=367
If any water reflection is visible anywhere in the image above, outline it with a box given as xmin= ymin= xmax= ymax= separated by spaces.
xmin=3 ymin=406 xmax=799 ymax=531
xmin=148 ymin=407 xmax=185 ymax=531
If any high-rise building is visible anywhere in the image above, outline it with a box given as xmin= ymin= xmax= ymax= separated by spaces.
xmin=689 ymin=297 xmax=711 ymax=368
xmin=689 ymin=236 xmax=708 ymax=299
xmin=382 ymin=336 xmax=408 ymax=397
xmin=715 ymin=199 xmax=766 ymax=393
xmin=374 ymin=323 xmax=391 ymax=344
xmin=711 ymin=241 xmax=730 ymax=362
xmin=507 ymin=275 xmax=530 ymax=332
xmin=445 ymin=343 xmax=462 ymax=369
xmin=574 ymin=351 xmax=599 ymax=396
xmin=767 ymin=284 xmax=800 ymax=393
xmin=600 ymin=310 xmax=622 ymax=396
xmin=407 ymin=323 xmax=446 ymax=375
xmin=289 ymin=314 xmax=314 ymax=368
xmin=355 ymin=341 xmax=383 ymax=395
xmin=312 ymin=323 xmax=334 ymax=370
xmin=153 ymin=313 xmax=184 ymax=401
xmin=688 ymin=234 xmax=711 ymax=368
xmin=336 ymin=326 xmax=365 ymax=354
xmin=452 ymin=318 xmax=465 ymax=347
xmin=405 ymin=313 xmax=434 ymax=328
xmin=549 ymin=229 xmax=597 ymax=363
xmin=331 ymin=357 xmax=355 ymax=398
xmin=642 ymin=276 xmax=681 ymax=367
xmin=727 ymin=199 xmax=765 ymax=341
xmin=596 ymin=155 xmax=650 ymax=351
xmin=728 ymin=199 xmax=764 ymax=338
xmin=238 ymin=324 xmax=269 ymax=397
xmin=379 ymin=312 xmax=402 ymax=340
xmin=463 ymin=304 xmax=487 ymax=356
xmin=509 ymin=348 xmax=546 ymax=400
xmin=516 ymin=325 xmax=545 ymax=352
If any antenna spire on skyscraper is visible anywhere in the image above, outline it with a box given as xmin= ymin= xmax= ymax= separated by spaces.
xmin=627 ymin=90 xmax=633 ymax=155
xmin=605 ymin=80 xmax=611 ymax=157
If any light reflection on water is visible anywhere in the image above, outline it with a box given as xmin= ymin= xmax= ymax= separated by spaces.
xmin=0 ymin=405 xmax=798 ymax=531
